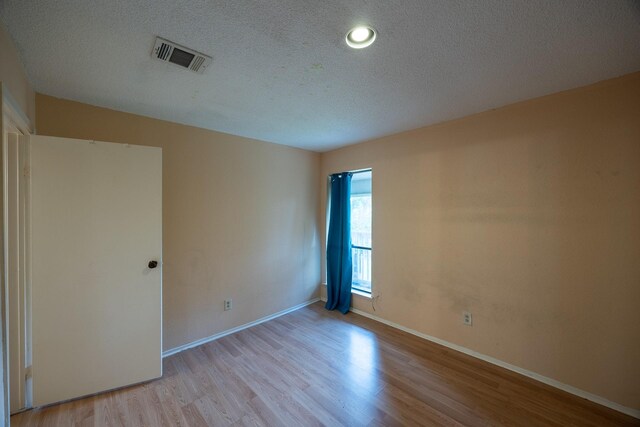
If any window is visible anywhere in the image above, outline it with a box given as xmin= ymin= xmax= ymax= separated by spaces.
xmin=351 ymin=170 xmax=372 ymax=293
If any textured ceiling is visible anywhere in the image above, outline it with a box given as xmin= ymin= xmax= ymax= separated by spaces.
xmin=2 ymin=1 xmax=640 ymax=152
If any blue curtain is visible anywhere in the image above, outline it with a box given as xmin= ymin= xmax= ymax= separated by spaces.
xmin=325 ymin=172 xmax=353 ymax=314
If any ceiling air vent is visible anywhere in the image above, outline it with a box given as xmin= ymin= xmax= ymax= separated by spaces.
xmin=151 ymin=37 xmax=212 ymax=74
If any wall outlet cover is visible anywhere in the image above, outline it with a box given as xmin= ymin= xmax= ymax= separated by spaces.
xmin=463 ymin=311 xmax=473 ymax=326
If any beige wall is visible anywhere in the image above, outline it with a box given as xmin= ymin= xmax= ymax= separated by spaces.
xmin=320 ymin=72 xmax=640 ymax=410
xmin=36 ymin=94 xmax=321 ymax=351
xmin=0 ymin=21 xmax=35 ymax=124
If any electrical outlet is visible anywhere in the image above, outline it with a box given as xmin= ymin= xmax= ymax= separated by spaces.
xmin=224 ymin=299 xmax=232 ymax=311
xmin=463 ymin=311 xmax=472 ymax=326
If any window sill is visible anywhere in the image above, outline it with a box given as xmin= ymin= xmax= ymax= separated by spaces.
xmin=321 ymin=283 xmax=372 ymax=299
xmin=352 ymin=288 xmax=372 ymax=299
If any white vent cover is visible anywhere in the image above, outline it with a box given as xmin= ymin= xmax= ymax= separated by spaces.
xmin=151 ymin=37 xmax=212 ymax=74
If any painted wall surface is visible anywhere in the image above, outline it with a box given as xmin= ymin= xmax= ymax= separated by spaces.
xmin=320 ymin=73 xmax=640 ymax=410
xmin=36 ymin=94 xmax=321 ymax=351
xmin=0 ymin=22 xmax=35 ymax=123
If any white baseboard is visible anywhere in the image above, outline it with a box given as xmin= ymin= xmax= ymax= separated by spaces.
xmin=162 ymin=298 xmax=320 ymax=358
xmin=319 ymin=297 xmax=639 ymax=419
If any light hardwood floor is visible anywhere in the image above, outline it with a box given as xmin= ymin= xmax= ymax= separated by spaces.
xmin=11 ymin=302 xmax=639 ymax=426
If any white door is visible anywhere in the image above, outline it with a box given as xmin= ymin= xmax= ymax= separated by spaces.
xmin=28 ymin=135 xmax=162 ymax=407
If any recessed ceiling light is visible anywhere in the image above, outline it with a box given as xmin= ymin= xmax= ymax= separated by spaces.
xmin=346 ymin=26 xmax=377 ymax=49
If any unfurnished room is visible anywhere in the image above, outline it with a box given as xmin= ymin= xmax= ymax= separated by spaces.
xmin=0 ymin=1 xmax=639 ymax=426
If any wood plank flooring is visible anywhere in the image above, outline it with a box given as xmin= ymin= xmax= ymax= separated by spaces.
xmin=11 ymin=302 xmax=639 ymax=426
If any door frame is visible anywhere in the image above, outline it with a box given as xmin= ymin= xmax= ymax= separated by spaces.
xmin=1 ymin=83 xmax=34 ymax=422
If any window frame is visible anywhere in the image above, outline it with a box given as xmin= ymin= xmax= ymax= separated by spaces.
xmin=349 ymin=170 xmax=372 ymax=295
